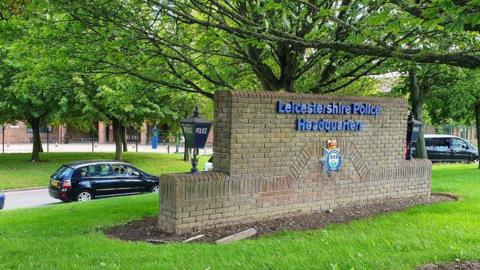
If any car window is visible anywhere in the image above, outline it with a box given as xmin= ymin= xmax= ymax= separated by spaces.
xmin=72 ymin=166 xmax=88 ymax=178
xmin=432 ymin=138 xmax=451 ymax=147
xmin=112 ymin=164 xmax=129 ymax=176
xmin=88 ymin=164 xmax=113 ymax=177
xmin=452 ymin=138 xmax=468 ymax=149
xmin=54 ymin=166 xmax=74 ymax=179
xmin=126 ymin=166 xmax=141 ymax=177
xmin=425 ymin=138 xmax=432 ymax=147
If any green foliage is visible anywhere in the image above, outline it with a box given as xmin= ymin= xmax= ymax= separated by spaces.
xmin=56 ymin=0 xmax=408 ymax=95
xmin=1 ymin=0 xmax=211 ymax=135
xmin=0 ymin=7 xmax=74 ymax=125
xmin=427 ymin=70 xmax=480 ymax=126
xmin=1 ymin=0 xmax=479 ymax=144
xmin=401 ymin=0 xmax=480 ymax=33
xmin=390 ymin=64 xmax=466 ymax=125
xmin=331 ymin=77 xmax=386 ymax=97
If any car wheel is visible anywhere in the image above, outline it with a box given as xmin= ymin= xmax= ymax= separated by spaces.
xmin=76 ymin=190 xmax=93 ymax=202
xmin=151 ymin=185 xmax=159 ymax=193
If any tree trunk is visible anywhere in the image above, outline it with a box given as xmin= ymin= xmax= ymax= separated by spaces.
xmin=247 ymin=44 xmax=298 ymax=92
xmin=30 ymin=117 xmax=43 ymax=162
xmin=475 ymin=100 xmax=480 ymax=169
xmin=122 ymin=126 xmax=128 ymax=152
xmin=112 ymin=119 xmax=123 ymax=161
xmin=183 ymin=146 xmax=189 ymax=161
xmin=409 ymin=68 xmax=428 ymax=159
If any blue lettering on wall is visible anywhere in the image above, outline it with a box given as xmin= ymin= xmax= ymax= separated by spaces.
xmin=277 ymin=100 xmax=381 ymax=116
xmin=277 ymin=100 xmax=378 ymax=132
xmin=296 ymin=119 xmax=364 ymax=132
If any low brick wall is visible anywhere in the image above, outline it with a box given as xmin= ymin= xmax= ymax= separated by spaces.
xmin=159 ymin=91 xmax=431 ymax=234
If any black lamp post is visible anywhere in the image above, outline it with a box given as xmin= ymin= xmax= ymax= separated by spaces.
xmin=180 ymin=107 xmax=212 ymax=174
xmin=406 ymin=113 xmax=423 ymax=160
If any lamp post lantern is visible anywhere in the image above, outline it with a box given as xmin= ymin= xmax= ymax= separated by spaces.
xmin=180 ymin=106 xmax=212 ymax=174
xmin=406 ymin=113 xmax=423 ymax=160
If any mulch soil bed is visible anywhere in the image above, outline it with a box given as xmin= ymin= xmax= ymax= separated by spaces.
xmin=105 ymin=193 xmax=456 ymax=244
xmin=418 ymin=261 xmax=480 ymax=270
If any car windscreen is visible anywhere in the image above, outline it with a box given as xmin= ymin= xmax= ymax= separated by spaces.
xmin=53 ymin=166 xmax=74 ymax=180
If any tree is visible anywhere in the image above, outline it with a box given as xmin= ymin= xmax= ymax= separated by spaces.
xmin=392 ymin=64 xmax=461 ymax=159
xmin=0 ymin=1 xmax=29 ymax=21
xmin=56 ymin=0 xmax=392 ymax=98
xmin=153 ymin=1 xmax=480 ymax=69
xmin=71 ymin=74 xmax=200 ymax=161
xmin=2 ymin=1 xmax=216 ymax=161
xmin=390 ymin=0 xmax=480 ymax=33
xmin=426 ymin=69 xmax=480 ymax=167
xmin=0 ymin=12 xmax=75 ymax=161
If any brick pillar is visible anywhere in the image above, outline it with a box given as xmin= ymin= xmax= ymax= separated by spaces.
xmin=98 ymin=122 xmax=106 ymax=144
xmin=140 ymin=122 xmax=147 ymax=145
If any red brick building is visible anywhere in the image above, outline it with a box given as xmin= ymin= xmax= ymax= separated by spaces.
xmin=0 ymin=122 xmax=65 ymax=144
xmin=1 ymin=121 xmax=213 ymax=146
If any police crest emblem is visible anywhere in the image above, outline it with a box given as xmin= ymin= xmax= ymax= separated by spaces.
xmin=321 ymin=139 xmax=342 ymax=175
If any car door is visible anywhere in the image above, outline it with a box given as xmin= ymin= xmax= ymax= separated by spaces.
xmin=86 ymin=164 xmax=117 ymax=196
xmin=426 ymin=138 xmax=440 ymax=161
xmin=125 ymin=166 xmax=147 ymax=192
xmin=113 ymin=164 xmax=145 ymax=193
xmin=429 ymin=138 xmax=453 ymax=161
xmin=451 ymin=138 xmax=472 ymax=161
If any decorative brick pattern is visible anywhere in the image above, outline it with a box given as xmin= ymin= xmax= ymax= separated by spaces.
xmin=159 ymin=91 xmax=431 ymax=234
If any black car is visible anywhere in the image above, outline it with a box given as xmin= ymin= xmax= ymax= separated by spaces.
xmin=413 ymin=135 xmax=478 ymax=163
xmin=49 ymin=160 xmax=159 ymax=202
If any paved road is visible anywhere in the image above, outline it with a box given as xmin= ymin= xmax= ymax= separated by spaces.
xmin=2 ymin=188 xmax=61 ymax=210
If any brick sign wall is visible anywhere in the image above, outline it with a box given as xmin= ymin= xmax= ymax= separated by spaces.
xmin=159 ymin=91 xmax=431 ymax=234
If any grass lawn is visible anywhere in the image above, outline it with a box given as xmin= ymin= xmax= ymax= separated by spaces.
xmin=0 ymin=164 xmax=479 ymax=269
xmin=0 ymin=152 xmax=210 ymax=190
